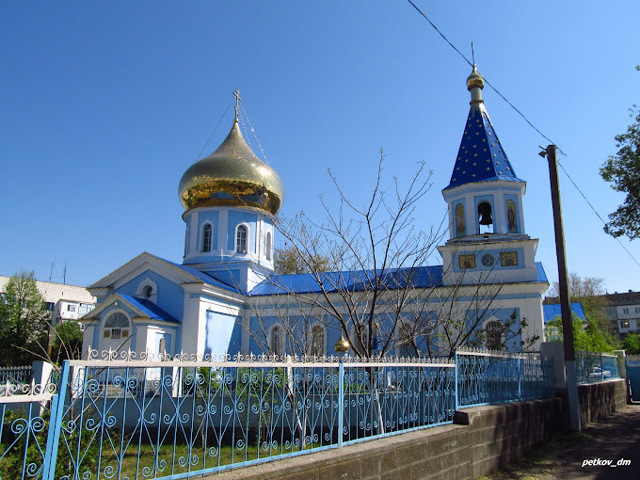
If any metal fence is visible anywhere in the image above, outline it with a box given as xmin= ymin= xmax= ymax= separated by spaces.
xmin=0 ymin=350 xmax=554 ymax=480
xmin=0 ymin=366 xmax=32 ymax=390
xmin=575 ymin=351 xmax=621 ymax=384
xmin=456 ymin=350 xmax=555 ymax=408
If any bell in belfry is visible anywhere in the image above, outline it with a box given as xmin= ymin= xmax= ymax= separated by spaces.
xmin=478 ymin=202 xmax=493 ymax=226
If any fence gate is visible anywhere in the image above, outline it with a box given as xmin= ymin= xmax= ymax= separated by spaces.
xmin=626 ymin=355 xmax=640 ymax=402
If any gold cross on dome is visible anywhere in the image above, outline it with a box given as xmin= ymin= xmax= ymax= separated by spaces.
xmin=233 ymin=89 xmax=242 ymax=119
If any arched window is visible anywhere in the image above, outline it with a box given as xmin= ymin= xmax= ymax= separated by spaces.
xmin=265 ymin=232 xmax=272 ymax=261
xmin=506 ymin=200 xmax=518 ymax=233
xmin=455 ymin=204 xmax=466 ymax=237
xmin=485 ymin=320 xmax=504 ymax=351
xmin=477 ymin=201 xmax=493 ymax=233
xmin=104 ymin=312 xmax=130 ymax=340
xmin=236 ymin=225 xmax=248 ymax=254
xmin=270 ymin=325 xmax=284 ymax=356
xmin=310 ymin=325 xmax=325 ymax=357
xmin=202 ymin=224 xmax=213 ymax=252
xmin=136 ymin=278 xmax=158 ymax=304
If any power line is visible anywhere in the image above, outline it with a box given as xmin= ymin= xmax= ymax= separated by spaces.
xmin=406 ymin=0 xmax=640 ymax=271
xmin=557 ymin=159 xmax=640 ymax=270
xmin=406 ymin=0 xmax=471 ymax=68
xmin=405 ymin=0 xmax=564 ymax=155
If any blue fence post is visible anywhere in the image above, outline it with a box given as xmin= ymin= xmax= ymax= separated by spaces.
xmin=42 ymin=360 xmax=71 ymax=480
xmin=338 ymin=361 xmax=344 ymax=448
xmin=518 ymin=356 xmax=523 ymax=400
xmin=454 ymin=351 xmax=459 ymax=411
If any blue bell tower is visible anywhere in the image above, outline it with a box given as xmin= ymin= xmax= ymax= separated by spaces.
xmin=438 ymin=65 xmax=541 ymax=287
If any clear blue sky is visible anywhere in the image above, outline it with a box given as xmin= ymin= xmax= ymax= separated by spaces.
xmin=1 ymin=1 xmax=639 ymax=295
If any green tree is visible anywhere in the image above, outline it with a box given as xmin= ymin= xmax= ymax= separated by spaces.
xmin=545 ymin=314 xmax=617 ymax=353
xmin=547 ymin=273 xmax=617 ymax=342
xmin=0 ymin=271 xmax=50 ymax=365
xmin=274 ymin=244 xmax=331 ymax=275
xmin=600 ymin=66 xmax=640 ymax=239
xmin=50 ymin=321 xmax=84 ymax=363
xmin=622 ymin=332 xmax=640 ymax=355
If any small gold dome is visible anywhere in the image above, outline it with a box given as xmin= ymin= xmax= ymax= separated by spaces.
xmin=334 ymin=333 xmax=350 ymax=354
xmin=466 ymin=64 xmax=485 ymax=91
xmin=178 ymin=120 xmax=284 ymax=215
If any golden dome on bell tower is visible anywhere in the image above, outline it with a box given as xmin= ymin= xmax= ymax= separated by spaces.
xmin=466 ymin=64 xmax=485 ymax=91
xmin=178 ymin=95 xmax=284 ymax=216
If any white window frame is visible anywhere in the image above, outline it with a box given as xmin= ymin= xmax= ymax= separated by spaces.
xmin=309 ymin=323 xmax=326 ymax=357
xmin=269 ymin=324 xmax=285 ymax=356
xmin=103 ymin=311 xmax=131 ymax=342
xmin=136 ymin=278 xmax=158 ymax=304
xmin=201 ymin=223 xmax=213 ymax=253
xmin=236 ymin=224 xmax=249 ymax=254
xmin=265 ymin=231 xmax=272 ymax=261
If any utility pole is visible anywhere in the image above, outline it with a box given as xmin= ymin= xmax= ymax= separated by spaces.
xmin=540 ymin=144 xmax=581 ymax=431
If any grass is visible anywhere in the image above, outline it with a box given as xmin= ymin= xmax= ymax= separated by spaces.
xmin=57 ymin=436 xmax=321 ymax=479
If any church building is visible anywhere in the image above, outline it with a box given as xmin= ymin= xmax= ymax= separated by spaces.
xmin=81 ymin=67 xmax=548 ymax=359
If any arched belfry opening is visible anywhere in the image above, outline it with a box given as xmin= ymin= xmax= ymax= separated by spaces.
xmin=478 ymin=202 xmax=493 ymax=233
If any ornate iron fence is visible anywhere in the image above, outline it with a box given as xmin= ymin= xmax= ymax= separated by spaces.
xmin=575 ymin=351 xmax=621 ymax=384
xmin=456 ymin=350 xmax=555 ymax=408
xmin=0 ymin=366 xmax=32 ymax=388
xmin=0 ymin=350 xmax=556 ymax=480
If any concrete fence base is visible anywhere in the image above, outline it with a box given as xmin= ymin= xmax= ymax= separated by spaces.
xmin=209 ymin=379 xmax=626 ymax=480
xmin=210 ymin=398 xmax=564 ymax=480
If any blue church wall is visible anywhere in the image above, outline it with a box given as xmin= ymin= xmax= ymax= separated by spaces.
xmin=205 ymin=311 xmax=240 ymax=357
xmin=118 ymin=270 xmax=185 ymax=322
xmin=209 ymin=269 xmax=242 ymax=289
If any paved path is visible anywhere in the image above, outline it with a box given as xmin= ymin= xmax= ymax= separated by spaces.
xmin=485 ymin=404 xmax=640 ymax=480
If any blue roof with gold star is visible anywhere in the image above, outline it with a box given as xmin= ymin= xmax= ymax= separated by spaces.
xmin=444 ymin=103 xmax=523 ymax=191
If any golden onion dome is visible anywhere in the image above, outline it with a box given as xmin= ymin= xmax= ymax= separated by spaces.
xmin=466 ymin=64 xmax=485 ymax=91
xmin=178 ymin=119 xmax=284 ymax=215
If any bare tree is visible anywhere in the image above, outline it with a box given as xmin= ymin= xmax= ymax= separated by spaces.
xmin=242 ymin=151 xmax=539 ymax=360
xmin=548 ymin=273 xmax=605 ymax=299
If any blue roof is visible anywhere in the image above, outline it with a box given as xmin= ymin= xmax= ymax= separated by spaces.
xmin=536 ymin=262 xmax=548 ymax=283
xmin=119 ymin=294 xmax=180 ymax=323
xmin=543 ymin=303 xmax=587 ymax=324
xmin=158 ymin=256 xmax=241 ymax=293
xmin=444 ymin=103 xmax=523 ymax=190
xmin=252 ymin=261 xmax=548 ymax=296
xmin=250 ymin=265 xmax=444 ymax=296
